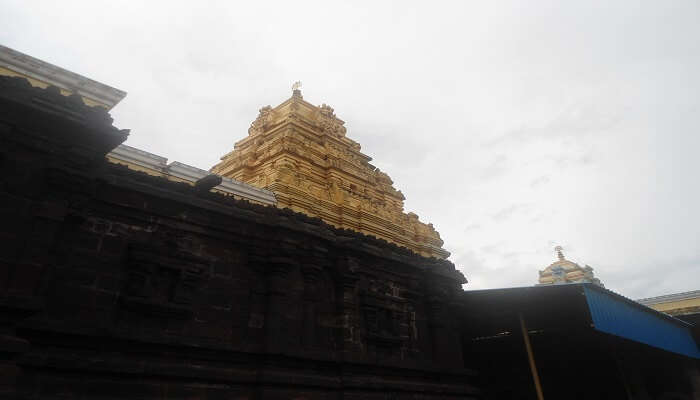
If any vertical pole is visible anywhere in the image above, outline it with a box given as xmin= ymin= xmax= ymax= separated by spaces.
xmin=519 ymin=313 xmax=544 ymax=400
xmin=610 ymin=340 xmax=634 ymax=399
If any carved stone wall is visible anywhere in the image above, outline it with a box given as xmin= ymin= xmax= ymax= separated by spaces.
xmin=0 ymin=76 xmax=478 ymax=399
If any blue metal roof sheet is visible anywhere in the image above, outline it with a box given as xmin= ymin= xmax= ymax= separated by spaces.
xmin=584 ymin=285 xmax=700 ymax=359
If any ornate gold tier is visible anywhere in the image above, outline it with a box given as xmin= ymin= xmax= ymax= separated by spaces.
xmin=538 ymin=246 xmax=603 ymax=286
xmin=211 ymin=89 xmax=449 ymax=259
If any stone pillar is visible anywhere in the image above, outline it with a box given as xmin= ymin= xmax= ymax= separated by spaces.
xmin=300 ymin=263 xmax=324 ymax=348
xmin=264 ymin=256 xmax=298 ymax=354
xmin=336 ymin=255 xmax=362 ymax=358
xmin=426 ymin=288 xmax=463 ymax=368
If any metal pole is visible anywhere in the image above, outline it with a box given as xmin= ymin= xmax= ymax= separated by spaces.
xmin=519 ymin=313 xmax=544 ymax=400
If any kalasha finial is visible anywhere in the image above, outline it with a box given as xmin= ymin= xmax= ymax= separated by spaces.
xmin=555 ymin=246 xmax=565 ymax=260
xmin=292 ymin=81 xmax=302 ymax=98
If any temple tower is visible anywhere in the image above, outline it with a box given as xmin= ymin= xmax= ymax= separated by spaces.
xmin=211 ymin=87 xmax=449 ymax=259
xmin=538 ymin=246 xmax=603 ymax=286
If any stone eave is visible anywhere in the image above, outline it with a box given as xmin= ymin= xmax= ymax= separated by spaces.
xmin=108 ymin=144 xmax=276 ymax=205
xmin=637 ymin=290 xmax=700 ymax=306
xmin=108 ymin=143 xmax=168 ymax=172
xmin=0 ymin=44 xmax=127 ymax=110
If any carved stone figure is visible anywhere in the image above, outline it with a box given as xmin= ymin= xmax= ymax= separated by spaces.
xmin=249 ymin=105 xmax=272 ymax=135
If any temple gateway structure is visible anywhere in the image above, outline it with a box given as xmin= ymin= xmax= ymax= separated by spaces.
xmin=211 ymin=88 xmax=449 ymax=259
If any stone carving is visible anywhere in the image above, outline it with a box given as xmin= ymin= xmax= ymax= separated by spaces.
xmin=317 ymin=104 xmax=347 ymax=137
xmin=121 ymin=242 xmax=209 ymax=318
xmin=360 ymin=279 xmax=420 ymax=359
xmin=249 ymin=105 xmax=272 ymax=135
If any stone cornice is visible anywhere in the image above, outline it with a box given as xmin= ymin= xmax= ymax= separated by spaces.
xmin=637 ymin=290 xmax=700 ymax=306
xmin=108 ymin=143 xmax=168 ymax=172
xmin=0 ymin=75 xmax=128 ymax=165
xmin=108 ymin=144 xmax=276 ymax=205
xmin=0 ymin=45 xmax=126 ymax=110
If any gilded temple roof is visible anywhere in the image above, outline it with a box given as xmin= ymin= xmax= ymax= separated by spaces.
xmin=538 ymin=246 xmax=603 ymax=286
xmin=211 ymin=88 xmax=449 ymax=259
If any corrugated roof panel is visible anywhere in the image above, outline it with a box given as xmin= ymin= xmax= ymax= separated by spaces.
xmin=584 ymin=285 xmax=699 ymax=359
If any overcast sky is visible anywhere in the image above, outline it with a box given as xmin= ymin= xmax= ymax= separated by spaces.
xmin=2 ymin=1 xmax=698 ymax=299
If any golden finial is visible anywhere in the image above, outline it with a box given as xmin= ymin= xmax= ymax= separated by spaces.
xmin=555 ymin=246 xmax=565 ymax=261
xmin=292 ymin=81 xmax=302 ymax=98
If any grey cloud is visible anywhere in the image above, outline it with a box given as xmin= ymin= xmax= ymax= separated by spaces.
xmin=487 ymin=103 xmax=624 ymax=148
xmin=601 ymin=257 xmax=700 ymax=299
xmin=463 ymin=223 xmax=481 ymax=233
xmin=529 ymin=175 xmax=550 ymax=188
xmin=542 ymin=150 xmax=596 ymax=169
xmin=478 ymin=154 xmax=510 ymax=181
xmin=491 ymin=203 xmax=532 ymax=222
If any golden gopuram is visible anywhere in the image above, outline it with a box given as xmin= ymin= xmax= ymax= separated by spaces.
xmin=211 ymin=86 xmax=449 ymax=259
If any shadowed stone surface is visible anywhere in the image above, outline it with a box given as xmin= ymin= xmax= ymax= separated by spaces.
xmin=0 ymin=76 xmax=479 ymax=399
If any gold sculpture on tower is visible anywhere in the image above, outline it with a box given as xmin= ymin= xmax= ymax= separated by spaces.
xmin=210 ymin=87 xmax=449 ymax=259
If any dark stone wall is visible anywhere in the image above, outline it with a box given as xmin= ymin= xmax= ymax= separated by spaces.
xmin=0 ymin=76 xmax=479 ymax=399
